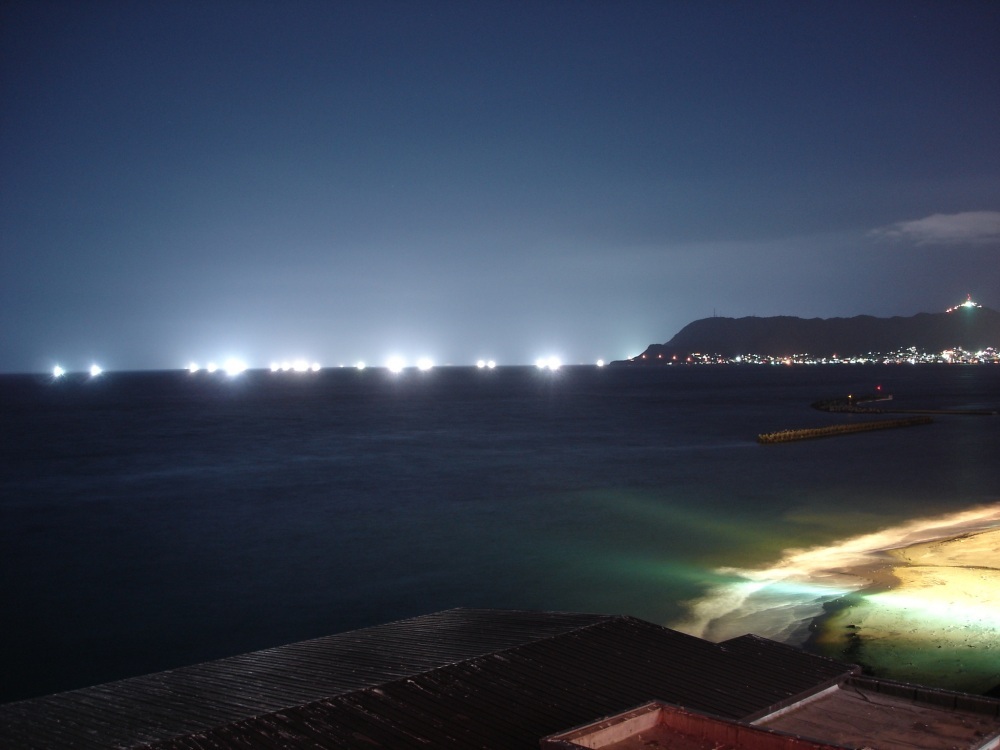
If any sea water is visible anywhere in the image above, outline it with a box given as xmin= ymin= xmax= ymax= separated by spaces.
xmin=1 ymin=364 xmax=998 ymax=702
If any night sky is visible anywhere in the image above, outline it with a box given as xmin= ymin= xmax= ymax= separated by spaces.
xmin=2 ymin=1 xmax=999 ymax=373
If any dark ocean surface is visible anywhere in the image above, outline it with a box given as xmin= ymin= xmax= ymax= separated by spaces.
xmin=2 ymin=364 xmax=998 ymax=703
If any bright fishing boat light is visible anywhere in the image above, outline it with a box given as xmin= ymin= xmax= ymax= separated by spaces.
xmin=476 ymin=359 xmax=486 ymax=368
xmin=416 ymin=357 xmax=434 ymax=371
xmin=223 ymin=359 xmax=247 ymax=376
xmin=52 ymin=365 xmax=66 ymax=378
xmin=596 ymin=359 xmax=605 ymax=367
xmin=293 ymin=359 xmax=309 ymax=372
xmin=188 ymin=362 xmax=200 ymax=373
xmin=206 ymin=362 xmax=218 ymax=373
xmin=356 ymin=361 xmax=366 ymax=371
xmin=89 ymin=364 xmax=103 ymax=377
xmin=270 ymin=362 xmax=280 ymax=372
xmin=543 ymin=356 xmax=561 ymax=371
xmin=310 ymin=362 xmax=321 ymax=372
xmin=387 ymin=356 xmax=406 ymax=373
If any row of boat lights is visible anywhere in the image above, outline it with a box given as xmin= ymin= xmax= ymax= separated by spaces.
xmin=52 ymin=357 xmax=607 ymax=378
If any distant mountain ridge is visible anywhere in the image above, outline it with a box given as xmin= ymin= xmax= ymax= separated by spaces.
xmin=626 ymin=306 xmax=1000 ymax=361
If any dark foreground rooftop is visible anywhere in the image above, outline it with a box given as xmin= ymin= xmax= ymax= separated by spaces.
xmin=2 ymin=608 xmax=998 ymax=749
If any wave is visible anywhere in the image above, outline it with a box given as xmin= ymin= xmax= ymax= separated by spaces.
xmin=672 ymin=503 xmax=1000 ymax=645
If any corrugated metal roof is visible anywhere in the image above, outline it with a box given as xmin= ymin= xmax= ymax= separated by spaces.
xmin=0 ymin=608 xmax=612 ymax=749
xmin=139 ymin=616 xmax=856 ymax=750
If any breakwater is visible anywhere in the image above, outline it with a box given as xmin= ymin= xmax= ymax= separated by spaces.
xmin=757 ymin=416 xmax=933 ymax=444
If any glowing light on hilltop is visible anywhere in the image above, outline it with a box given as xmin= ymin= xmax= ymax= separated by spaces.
xmin=946 ymin=294 xmax=982 ymax=312
xmin=89 ymin=364 xmax=103 ymax=377
xmin=52 ymin=365 xmax=66 ymax=378
xmin=387 ymin=356 xmax=406 ymax=373
xmin=223 ymin=359 xmax=247 ymax=376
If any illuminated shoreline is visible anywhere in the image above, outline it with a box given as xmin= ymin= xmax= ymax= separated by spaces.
xmin=674 ymin=505 xmax=1000 ymax=694
xmin=812 ymin=523 xmax=1000 ymax=694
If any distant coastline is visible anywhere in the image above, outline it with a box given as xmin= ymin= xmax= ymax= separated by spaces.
xmin=617 ymin=303 xmax=1000 ymax=366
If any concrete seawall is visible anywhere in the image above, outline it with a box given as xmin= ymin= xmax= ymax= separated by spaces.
xmin=757 ymin=417 xmax=933 ymax=444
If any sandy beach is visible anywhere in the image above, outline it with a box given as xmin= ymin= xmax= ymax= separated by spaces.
xmin=813 ymin=525 xmax=1000 ymax=695
xmin=674 ymin=505 xmax=1000 ymax=695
